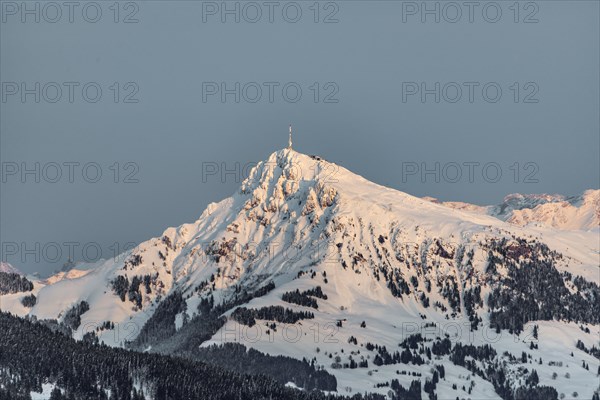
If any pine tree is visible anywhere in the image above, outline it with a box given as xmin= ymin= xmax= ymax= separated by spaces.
xmin=526 ymin=370 xmax=539 ymax=386
xmin=49 ymin=387 xmax=63 ymax=400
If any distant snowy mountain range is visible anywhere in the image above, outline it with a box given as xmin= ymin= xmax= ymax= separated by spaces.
xmin=1 ymin=148 xmax=598 ymax=399
xmin=424 ymin=189 xmax=599 ymax=231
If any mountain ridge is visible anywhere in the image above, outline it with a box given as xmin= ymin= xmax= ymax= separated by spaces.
xmin=424 ymin=189 xmax=599 ymax=231
xmin=0 ymin=262 xmax=23 ymax=276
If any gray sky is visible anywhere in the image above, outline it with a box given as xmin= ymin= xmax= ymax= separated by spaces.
xmin=1 ymin=0 xmax=599 ymax=274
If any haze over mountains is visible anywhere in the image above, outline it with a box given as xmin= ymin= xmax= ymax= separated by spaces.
xmin=1 ymin=148 xmax=599 ymax=400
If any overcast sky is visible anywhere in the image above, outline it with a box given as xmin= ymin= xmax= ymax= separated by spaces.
xmin=1 ymin=0 xmax=598 ymax=274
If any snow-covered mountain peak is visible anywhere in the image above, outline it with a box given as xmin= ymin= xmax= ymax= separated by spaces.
xmin=495 ymin=193 xmax=566 ymax=217
xmin=239 ymin=149 xmax=343 ymax=204
xmin=3 ymin=148 xmax=599 ymax=399
xmin=238 ymin=148 xmax=450 ymax=220
xmin=0 ymin=262 xmax=22 ymax=275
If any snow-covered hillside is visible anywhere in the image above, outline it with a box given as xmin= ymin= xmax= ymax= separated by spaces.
xmin=1 ymin=148 xmax=598 ymax=399
xmin=0 ymin=262 xmax=23 ymax=275
xmin=43 ymin=268 xmax=93 ymax=285
xmin=426 ymin=190 xmax=599 ymax=231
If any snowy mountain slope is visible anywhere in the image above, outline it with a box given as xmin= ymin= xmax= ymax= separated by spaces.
xmin=43 ymin=267 xmax=93 ymax=285
xmin=1 ymin=148 xmax=598 ymax=399
xmin=0 ymin=262 xmax=23 ymax=275
xmin=425 ymin=190 xmax=600 ymax=231
xmin=505 ymin=190 xmax=599 ymax=231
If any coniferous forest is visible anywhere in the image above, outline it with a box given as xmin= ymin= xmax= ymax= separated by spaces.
xmin=0 ymin=272 xmax=34 ymax=295
xmin=0 ymin=312 xmax=398 ymax=400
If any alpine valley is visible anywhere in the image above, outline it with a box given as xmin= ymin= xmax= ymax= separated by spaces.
xmin=1 ymin=149 xmax=599 ymax=400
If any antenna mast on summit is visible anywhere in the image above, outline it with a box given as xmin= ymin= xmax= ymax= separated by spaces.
xmin=288 ymin=124 xmax=293 ymax=149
